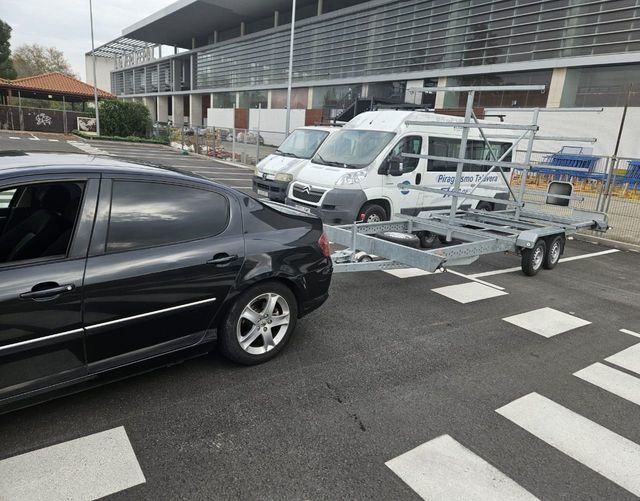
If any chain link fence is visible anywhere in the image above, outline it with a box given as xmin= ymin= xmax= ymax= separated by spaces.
xmin=168 ymin=126 xmax=285 ymax=166
xmin=512 ymin=150 xmax=640 ymax=246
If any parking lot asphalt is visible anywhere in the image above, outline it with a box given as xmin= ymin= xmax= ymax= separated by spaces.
xmin=1 ymin=138 xmax=640 ymax=500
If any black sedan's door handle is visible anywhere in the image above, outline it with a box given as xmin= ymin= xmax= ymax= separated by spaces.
xmin=207 ymin=254 xmax=238 ymax=265
xmin=20 ymin=283 xmax=75 ymax=300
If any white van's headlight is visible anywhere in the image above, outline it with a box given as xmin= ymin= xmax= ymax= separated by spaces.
xmin=335 ymin=170 xmax=367 ymax=186
xmin=275 ymin=172 xmax=293 ymax=182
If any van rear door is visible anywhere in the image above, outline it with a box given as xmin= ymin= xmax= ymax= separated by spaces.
xmin=381 ymin=135 xmax=426 ymax=216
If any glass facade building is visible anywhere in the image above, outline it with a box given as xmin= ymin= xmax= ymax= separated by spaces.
xmin=105 ymin=0 xmax=640 ymax=112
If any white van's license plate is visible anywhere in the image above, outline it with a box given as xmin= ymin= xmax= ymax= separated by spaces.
xmin=295 ymin=204 xmax=312 ymax=214
xmin=256 ymin=189 xmax=269 ymax=197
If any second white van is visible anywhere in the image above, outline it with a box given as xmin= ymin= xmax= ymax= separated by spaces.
xmin=285 ymin=110 xmax=513 ymax=226
xmin=253 ymin=126 xmax=338 ymax=202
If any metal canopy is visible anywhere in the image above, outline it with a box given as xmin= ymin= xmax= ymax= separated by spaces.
xmin=91 ymin=37 xmax=156 ymax=57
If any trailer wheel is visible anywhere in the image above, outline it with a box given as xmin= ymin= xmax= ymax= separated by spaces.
xmin=544 ymin=235 xmax=564 ymax=270
xmin=521 ymin=239 xmax=547 ymax=276
xmin=416 ymin=231 xmax=438 ymax=248
xmin=476 ymin=201 xmax=493 ymax=211
xmin=438 ymin=235 xmax=450 ymax=245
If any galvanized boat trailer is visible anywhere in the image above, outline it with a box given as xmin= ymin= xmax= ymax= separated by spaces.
xmin=325 ymin=85 xmax=609 ymax=276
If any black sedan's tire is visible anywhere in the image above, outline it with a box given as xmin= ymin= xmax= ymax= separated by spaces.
xmin=218 ymin=281 xmax=298 ymax=365
xmin=521 ymin=239 xmax=547 ymax=276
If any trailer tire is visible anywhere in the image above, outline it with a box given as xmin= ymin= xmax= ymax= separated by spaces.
xmin=544 ymin=235 xmax=564 ymax=270
xmin=476 ymin=201 xmax=493 ymax=211
xmin=359 ymin=203 xmax=388 ymax=223
xmin=521 ymin=239 xmax=547 ymax=276
xmin=416 ymin=231 xmax=438 ymax=248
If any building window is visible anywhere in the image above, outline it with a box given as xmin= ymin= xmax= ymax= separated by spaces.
xmin=561 ymin=64 xmax=640 ymax=107
xmin=271 ymin=88 xmax=309 ymax=109
xmin=238 ymin=90 xmax=268 ymax=108
xmin=312 ymin=85 xmax=362 ymax=109
xmin=211 ymin=92 xmax=236 ymax=108
xmin=447 ymin=71 xmax=552 ymax=108
xmin=368 ymin=81 xmax=407 ymax=103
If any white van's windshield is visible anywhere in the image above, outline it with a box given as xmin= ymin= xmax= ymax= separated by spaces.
xmin=275 ymin=129 xmax=330 ymax=159
xmin=312 ymin=130 xmax=395 ymax=169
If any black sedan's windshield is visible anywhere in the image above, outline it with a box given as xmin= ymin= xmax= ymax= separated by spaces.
xmin=312 ymin=130 xmax=395 ymax=169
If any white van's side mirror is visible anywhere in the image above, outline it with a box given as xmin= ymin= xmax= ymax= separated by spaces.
xmin=387 ymin=156 xmax=404 ymax=176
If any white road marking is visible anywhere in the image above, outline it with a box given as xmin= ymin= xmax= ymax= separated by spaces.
xmin=496 ymin=392 xmax=640 ymax=497
xmin=0 ymin=426 xmax=145 ymax=500
xmin=574 ymin=362 xmax=640 ymax=406
xmin=469 ymin=249 xmax=621 ymax=278
xmin=28 ymin=137 xmax=40 ymax=141
xmin=386 ymin=434 xmax=538 ymax=501
xmin=605 ymin=343 xmax=640 ymax=376
xmin=620 ymin=329 xmax=640 ymax=339
xmin=432 ymin=281 xmax=508 ymax=303
xmin=447 ymin=268 xmax=505 ymax=291
xmin=47 ymin=139 xmax=59 ymax=142
xmin=8 ymin=136 xmax=20 ymax=139
xmin=383 ymin=267 xmax=433 ymax=278
xmin=502 ymin=307 xmax=591 ymax=338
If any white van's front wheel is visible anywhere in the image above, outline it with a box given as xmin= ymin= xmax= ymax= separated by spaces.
xmin=359 ymin=203 xmax=388 ymax=223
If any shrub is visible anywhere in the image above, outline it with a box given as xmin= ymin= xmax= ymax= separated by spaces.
xmin=99 ymin=99 xmax=150 ymax=138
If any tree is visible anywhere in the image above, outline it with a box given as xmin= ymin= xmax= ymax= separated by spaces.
xmin=12 ymin=43 xmax=76 ymax=78
xmin=0 ymin=20 xmax=17 ymax=79
xmin=99 ymin=100 xmax=150 ymax=138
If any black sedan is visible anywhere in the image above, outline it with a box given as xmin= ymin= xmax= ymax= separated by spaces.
xmin=0 ymin=152 xmax=332 ymax=412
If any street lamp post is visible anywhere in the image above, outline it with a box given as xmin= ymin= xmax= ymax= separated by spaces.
xmin=284 ymin=0 xmax=297 ymax=137
xmin=89 ymin=0 xmax=101 ymax=136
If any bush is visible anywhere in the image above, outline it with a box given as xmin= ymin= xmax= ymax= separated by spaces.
xmin=99 ymin=100 xmax=150 ymax=137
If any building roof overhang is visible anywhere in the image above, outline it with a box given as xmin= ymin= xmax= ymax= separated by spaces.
xmin=120 ymin=0 xmax=295 ymax=49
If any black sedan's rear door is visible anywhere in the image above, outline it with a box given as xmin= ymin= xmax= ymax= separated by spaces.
xmin=82 ymin=177 xmax=244 ymax=371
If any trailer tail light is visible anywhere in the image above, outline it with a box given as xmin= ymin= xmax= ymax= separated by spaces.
xmin=318 ymin=232 xmax=331 ymax=257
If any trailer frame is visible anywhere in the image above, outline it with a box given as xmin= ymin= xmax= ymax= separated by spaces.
xmin=325 ymin=85 xmax=609 ymax=276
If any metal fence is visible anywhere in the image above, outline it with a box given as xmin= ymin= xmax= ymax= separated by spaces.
xmin=0 ymin=104 xmax=90 ymax=134
xmin=512 ymin=150 xmax=640 ymax=246
xmin=168 ymin=126 xmax=285 ymax=166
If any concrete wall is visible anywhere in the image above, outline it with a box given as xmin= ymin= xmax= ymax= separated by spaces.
xmin=207 ymin=108 xmax=305 ymax=146
xmin=488 ymin=108 xmax=640 ymax=159
xmin=207 ymin=108 xmax=235 ymax=128
xmin=84 ymin=55 xmax=115 ymax=93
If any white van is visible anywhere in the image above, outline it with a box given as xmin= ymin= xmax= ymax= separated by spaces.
xmin=285 ymin=110 xmax=513 ymax=225
xmin=253 ymin=126 xmax=339 ymax=202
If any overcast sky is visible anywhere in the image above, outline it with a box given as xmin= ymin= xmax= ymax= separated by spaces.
xmin=3 ymin=0 xmax=176 ymax=81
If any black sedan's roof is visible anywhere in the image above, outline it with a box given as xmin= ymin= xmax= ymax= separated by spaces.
xmin=0 ymin=151 xmax=217 ymax=186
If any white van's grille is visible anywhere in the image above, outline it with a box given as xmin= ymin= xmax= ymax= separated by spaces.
xmin=291 ymin=183 xmax=326 ymax=204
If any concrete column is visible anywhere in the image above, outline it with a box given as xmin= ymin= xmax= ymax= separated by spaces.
xmin=361 ymin=83 xmax=369 ymax=98
xmin=240 ymin=21 xmax=245 ymax=36
xmin=317 ymin=0 xmax=323 ymax=15
xmin=274 ymin=11 xmax=279 ymax=27
xmin=267 ymin=90 xmax=273 ymax=109
xmin=547 ymin=67 xmax=567 ymax=108
xmin=405 ymin=79 xmax=424 ymax=104
xmin=235 ymin=92 xmax=240 ymax=108
xmin=172 ymin=95 xmax=184 ymax=126
xmin=306 ymin=88 xmax=313 ymax=109
xmin=435 ymin=76 xmax=450 ymax=108
xmin=158 ymin=95 xmax=169 ymax=122
xmin=143 ymin=96 xmax=157 ymax=122
xmin=189 ymin=94 xmax=203 ymax=127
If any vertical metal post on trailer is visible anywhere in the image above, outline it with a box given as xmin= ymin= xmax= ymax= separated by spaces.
xmin=516 ymin=108 xmax=539 ymax=218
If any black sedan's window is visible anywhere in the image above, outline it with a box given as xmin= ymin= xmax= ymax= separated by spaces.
xmin=107 ymin=181 xmax=229 ymax=252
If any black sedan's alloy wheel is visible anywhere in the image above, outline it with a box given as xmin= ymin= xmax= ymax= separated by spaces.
xmin=218 ymin=281 xmax=298 ymax=365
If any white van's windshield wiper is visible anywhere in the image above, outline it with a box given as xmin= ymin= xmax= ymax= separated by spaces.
xmin=314 ymin=154 xmax=359 ymax=169
xmin=275 ymin=150 xmax=300 ymax=158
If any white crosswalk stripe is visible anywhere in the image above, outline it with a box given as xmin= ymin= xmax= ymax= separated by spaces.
xmin=605 ymin=343 xmax=640 ymax=375
xmin=386 ymin=434 xmax=538 ymax=500
xmin=496 ymin=392 xmax=640 ymax=497
xmin=0 ymin=426 xmax=145 ymax=500
xmin=502 ymin=307 xmax=591 ymax=338
xmin=574 ymin=362 xmax=640 ymax=406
